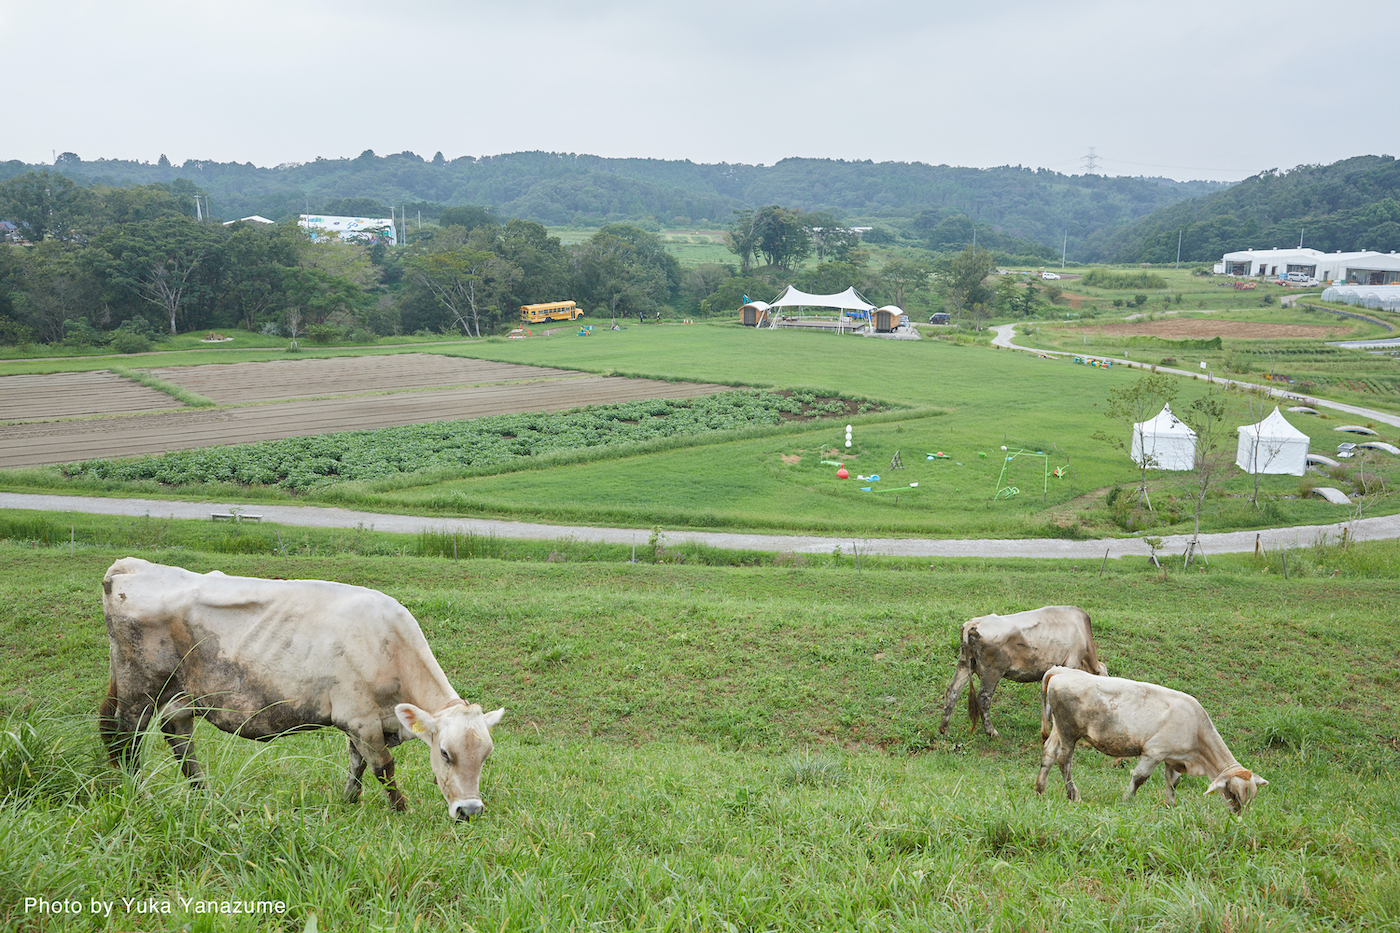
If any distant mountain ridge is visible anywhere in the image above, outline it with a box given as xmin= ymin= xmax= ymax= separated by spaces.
xmin=0 ymin=150 xmax=1228 ymax=262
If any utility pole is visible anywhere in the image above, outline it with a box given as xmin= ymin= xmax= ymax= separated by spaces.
xmin=1082 ymin=147 xmax=1099 ymax=174
xmin=1176 ymin=229 xmax=1182 ymax=269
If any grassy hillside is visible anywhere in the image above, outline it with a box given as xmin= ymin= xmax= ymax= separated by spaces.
xmin=1 ymin=534 xmax=1396 ymax=931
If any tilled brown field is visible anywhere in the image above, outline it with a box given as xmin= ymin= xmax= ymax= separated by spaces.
xmin=0 ymin=371 xmax=177 ymax=421
xmin=1085 ymin=319 xmax=1351 ymax=340
xmin=143 ymin=354 xmax=589 ymax=404
xmin=0 ymin=356 xmax=725 ymax=469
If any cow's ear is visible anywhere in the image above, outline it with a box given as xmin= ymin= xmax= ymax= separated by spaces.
xmin=1205 ymin=775 xmax=1226 ymax=796
xmin=1252 ymin=774 xmax=1268 ymax=788
xmin=483 ymin=706 xmax=505 ymax=729
xmin=396 ymin=703 xmax=437 ymax=741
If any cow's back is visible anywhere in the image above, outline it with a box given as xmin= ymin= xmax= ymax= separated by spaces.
xmin=102 ymin=557 xmax=452 ymax=738
xmin=1045 ymin=668 xmax=1194 ymax=751
xmin=968 ymin=606 xmax=1094 ymax=680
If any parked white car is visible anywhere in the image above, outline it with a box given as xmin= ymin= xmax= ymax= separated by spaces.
xmin=1041 ymin=272 xmax=1061 ymax=280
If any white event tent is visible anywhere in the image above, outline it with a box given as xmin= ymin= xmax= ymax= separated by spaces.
xmin=1236 ymin=407 xmax=1310 ymax=476
xmin=768 ymin=285 xmax=875 ymax=312
xmin=1132 ymin=404 xmax=1197 ymax=471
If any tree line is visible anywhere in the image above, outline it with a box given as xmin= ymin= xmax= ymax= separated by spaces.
xmin=1101 ymin=155 xmax=1400 ymax=262
xmin=1 ymin=150 xmax=1227 ymax=263
xmin=0 ymin=171 xmax=1105 ymax=351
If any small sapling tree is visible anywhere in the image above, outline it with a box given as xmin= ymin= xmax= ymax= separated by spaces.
xmin=1093 ymin=372 xmax=1179 ymax=511
xmin=1183 ymin=388 xmax=1232 ymax=566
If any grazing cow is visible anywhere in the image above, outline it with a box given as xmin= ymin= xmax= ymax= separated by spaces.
xmin=99 ymin=557 xmax=504 ymax=820
xmin=938 ymin=605 xmax=1107 ymax=738
xmin=1035 ymin=667 xmax=1267 ymax=812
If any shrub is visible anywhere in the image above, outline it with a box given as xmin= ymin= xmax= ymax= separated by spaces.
xmin=109 ymin=331 xmax=152 ymax=354
xmin=307 ymin=323 xmax=342 ymax=344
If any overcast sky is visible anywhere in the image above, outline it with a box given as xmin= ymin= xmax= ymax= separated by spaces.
xmin=5 ymin=0 xmax=1395 ymax=183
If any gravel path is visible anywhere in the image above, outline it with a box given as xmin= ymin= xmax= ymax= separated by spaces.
xmin=4 ymin=491 xmax=1394 ymax=560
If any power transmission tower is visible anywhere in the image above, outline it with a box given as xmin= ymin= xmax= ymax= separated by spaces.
xmin=1082 ymin=147 xmax=1100 ymax=174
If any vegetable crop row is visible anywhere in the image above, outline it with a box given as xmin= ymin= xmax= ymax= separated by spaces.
xmin=64 ymin=390 xmax=869 ymax=491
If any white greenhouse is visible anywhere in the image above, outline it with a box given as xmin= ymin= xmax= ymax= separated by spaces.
xmin=1319 ymin=284 xmax=1400 ymax=312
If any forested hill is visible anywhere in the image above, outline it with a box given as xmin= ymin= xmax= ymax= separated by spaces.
xmin=1101 ymin=155 xmax=1400 ymax=263
xmin=0 ymin=150 xmax=1225 ymax=262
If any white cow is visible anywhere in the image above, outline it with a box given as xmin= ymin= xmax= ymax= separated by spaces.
xmin=1035 ymin=666 xmax=1267 ymax=812
xmin=939 ymin=605 xmax=1108 ymax=737
xmin=100 ymin=557 xmax=504 ymax=820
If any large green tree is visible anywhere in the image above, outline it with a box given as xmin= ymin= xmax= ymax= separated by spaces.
xmin=407 ymin=232 xmax=520 ymax=337
xmin=938 ymin=245 xmax=996 ymax=323
xmin=92 ymin=216 xmax=224 ymax=334
xmin=572 ymin=224 xmax=678 ymax=319
xmin=0 ymin=171 xmax=93 ymax=242
xmin=875 ymin=258 xmax=930 ymax=310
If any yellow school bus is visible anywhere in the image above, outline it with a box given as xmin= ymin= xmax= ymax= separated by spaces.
xmin=521 ymin=300 xmax=584 ymax=324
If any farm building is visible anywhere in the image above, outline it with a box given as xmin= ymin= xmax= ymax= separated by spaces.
xmin=298 ymin=214 xmax=398 ymax=246
xmin=1132 ymin=404 xmax=1197 ymax=471
xmin=1236 ymin=407 xmax=1310 ymax=476
xmin=1215 ymin=248 xmax=1400 ymax=285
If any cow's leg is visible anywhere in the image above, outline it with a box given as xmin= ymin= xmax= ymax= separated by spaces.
xmin=938 ymin=656 xmax=972 ymax=735
xmin=373 ymin=757 xmax=407 ymax=812
xmin=1123 ymin=757 xmax=1159 ymax=802
xmin=1163 ymin=763 xmax=1184 ymax=805
xmin=104 ymin=698 xmax=154 ymax=774
xmin=346 ymin=722 xmax=406 ymax=811
xmin=975 ymin=671 xmax=1004 ymax=737
xmin=344 ymin=739 xmax=367 ymax=803
xmin=158 ymin=696 xmax=204 ymax=783
xmin=1036 ymin=729 xmax=1079 ymax=801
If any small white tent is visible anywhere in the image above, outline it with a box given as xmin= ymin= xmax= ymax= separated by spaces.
xmin=1236 ymin=407 xmax=1310 ymax=476
xmin=1132 ymin=404 xmax=1197 ymax=471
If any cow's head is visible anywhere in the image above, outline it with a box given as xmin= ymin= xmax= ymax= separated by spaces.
xmin=1206 ymin=767 xmax=1268 ymax=813
xmin=396 ymin=701 xmax=504 ymax=820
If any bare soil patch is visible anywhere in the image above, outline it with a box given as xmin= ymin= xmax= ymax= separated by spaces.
xmin=0 ymin=371 xmax=176 ymax=422
xmin=1084 ymin=319 xmax=1350 ymax=340
xmin=0 ymin=358 xmax=725 ymax=469
xmin=144 ymin=354 xmax=585 ymax=404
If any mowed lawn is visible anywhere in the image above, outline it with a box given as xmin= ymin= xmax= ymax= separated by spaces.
xmin=350 ymin=323 xmax=1368 ymax=536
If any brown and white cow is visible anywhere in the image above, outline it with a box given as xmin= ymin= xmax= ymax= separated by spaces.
xmin=938 ymin=605 xmax=1107 ymax=738
xmin=99 ymin=557 xmax=504 ymax=820
xmin=1035 ymin=666 xmax=1267 ymax=812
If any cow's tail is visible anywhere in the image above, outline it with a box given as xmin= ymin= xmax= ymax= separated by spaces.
xmin=98 ymin=673 xmax=125 ymax=768
xmin=964 ymin=637 xmax=983 ymax=731
xmin=1039 ymin=669 xmax=1057 ymax=742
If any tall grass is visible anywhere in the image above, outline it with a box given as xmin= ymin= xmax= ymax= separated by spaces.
xmin=1 ymin=535 xmax=1398 ymax=930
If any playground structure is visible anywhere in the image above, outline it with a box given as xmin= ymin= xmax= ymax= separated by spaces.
xmin=521 ymin=300 xmax=584 ymax=325
xmin=994 ymin=447 xmax=1065 ymax=501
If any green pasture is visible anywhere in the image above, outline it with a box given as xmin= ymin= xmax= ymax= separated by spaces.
xmin=6 ymin=320 xmax=1400 ymax=538
xmin=1 ymin=528 xmax=1397 ymax=932
xmin=374 ymin=324 xmax=1397 ymax=536
xmin=1028 ymin=298 xmax=1400 ymax=418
